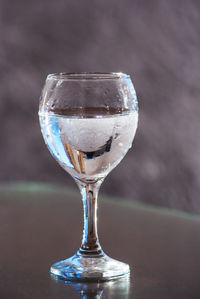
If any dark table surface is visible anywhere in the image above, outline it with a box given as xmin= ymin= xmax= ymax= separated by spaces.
xmin=0 ymin=182 xmax=200 ymax=299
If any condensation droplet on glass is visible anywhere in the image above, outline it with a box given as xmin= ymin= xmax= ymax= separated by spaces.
xmin=104 ymin=88 xmax=110 ymax=96
xmin=56 ymin=80 xmax=63 ymax=87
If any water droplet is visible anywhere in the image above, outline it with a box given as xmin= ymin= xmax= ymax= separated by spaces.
xmin=56 ymin=80 xmax=63 ymax=87
xmin=104 ymin=88 xmax=110 ymax=96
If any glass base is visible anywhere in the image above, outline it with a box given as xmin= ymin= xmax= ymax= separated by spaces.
xmin=50 ymin=252 xmax=130 ymax=281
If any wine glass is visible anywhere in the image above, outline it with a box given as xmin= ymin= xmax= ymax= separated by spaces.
xmin=39 ymin=72 xmax=138 ymax=281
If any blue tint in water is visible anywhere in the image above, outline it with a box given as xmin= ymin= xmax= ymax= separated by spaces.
xmin=125 ymin=77 xmax=138 ymax=112
xmin=41 ymin=116 xmax=73 ymax=169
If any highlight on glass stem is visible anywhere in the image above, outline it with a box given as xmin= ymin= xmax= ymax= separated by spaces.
xmin=38 ymin=72 xmax=138 ymax=281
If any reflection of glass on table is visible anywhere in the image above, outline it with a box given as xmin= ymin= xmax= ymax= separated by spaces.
xmin=51 ymin=275 xmax=130 ymax=298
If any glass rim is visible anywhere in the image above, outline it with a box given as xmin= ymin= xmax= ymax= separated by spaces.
xmin=47 ymin=72 xmax=130 ymax=80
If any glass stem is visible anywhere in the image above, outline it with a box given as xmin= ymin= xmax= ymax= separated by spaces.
xmin=75 ymin=179 xmax=104 ymax=256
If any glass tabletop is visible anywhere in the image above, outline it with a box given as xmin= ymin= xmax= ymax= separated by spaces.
xmin=0 ymin=182 xmax=200 ymax=298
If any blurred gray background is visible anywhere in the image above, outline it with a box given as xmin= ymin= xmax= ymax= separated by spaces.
xmin=0 ymin=0 xmax=200 ymax=213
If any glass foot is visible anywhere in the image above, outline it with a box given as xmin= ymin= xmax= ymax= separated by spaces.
xmin=50 ymin=252 xmax=130 ymax=281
